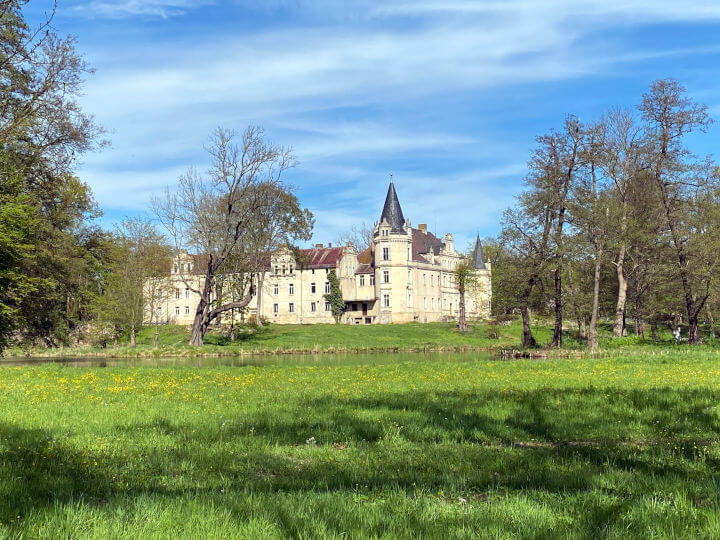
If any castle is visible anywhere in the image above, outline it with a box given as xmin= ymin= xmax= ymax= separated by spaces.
xmin=151 ymin=179 xmax=491 ymax=325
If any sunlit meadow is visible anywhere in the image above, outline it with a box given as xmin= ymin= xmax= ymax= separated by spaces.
xmin=3 ymin=349 xmax=720 ymax=537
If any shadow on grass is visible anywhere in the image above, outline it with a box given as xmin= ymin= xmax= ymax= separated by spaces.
xmin=3 ymin=387 xmax=720 ymax=531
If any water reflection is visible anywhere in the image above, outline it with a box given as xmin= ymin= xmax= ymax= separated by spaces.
xmin=1 ymin=351 xmax=494 ymax=369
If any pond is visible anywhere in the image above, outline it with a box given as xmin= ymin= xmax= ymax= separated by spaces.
xmin=0 ymin=351 xmax=496 ymax=369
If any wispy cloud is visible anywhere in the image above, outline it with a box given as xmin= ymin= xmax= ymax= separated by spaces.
xmin=74 ymin=0 xmax=213 ymax=19
xmin=63 ymin=0 xmax=720 ymax=241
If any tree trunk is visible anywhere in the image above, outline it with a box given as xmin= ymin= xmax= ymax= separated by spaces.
xmin=612 ymin=244 xmax=627 ymax=338
xmin=255 ymin=272 xmax=264 ymax=327
xmin=130 ymin=326 xmax=136 ymax=347
xmin=578 ymin=316 xmax=587 ymax=340
xmin=520 ymin=305 xmax=536 ymax=348
xmin=634 ymin=295 xmax=645 ymax=338
xmin=190 ymin=276 xmax=214 ymax=346
xmin=588 ymin=251 xmax=602 ymax=350
xmin=688 ymin=314 xmax=699 ymax=344
xmin=458 ymin=289 xmax=467 ymax=332
xmin=552 ymin=265 xmax=563 ymax=347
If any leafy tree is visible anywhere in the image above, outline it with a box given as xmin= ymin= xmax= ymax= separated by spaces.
xmin=93 ymin=218 xmax=170 ymax=346
xmin=453 ymin=259 xmax=478 ymax=332
xmin=323 ymin=269 xmax=345 ymax=324
xmin=1 ymin=1 xmax=105 ymax=347
xmin=640 ymin=79 xmax=717 ymax=344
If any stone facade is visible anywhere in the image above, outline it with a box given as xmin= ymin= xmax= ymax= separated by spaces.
xmin=147 ymin=179 xmax=491 ymax=325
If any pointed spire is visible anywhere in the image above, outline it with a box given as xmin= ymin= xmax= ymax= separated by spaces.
xmin=380 ymin=175 xmax=405 ymax=233
xmin=472 ymin=234 xmax=486 ymax=269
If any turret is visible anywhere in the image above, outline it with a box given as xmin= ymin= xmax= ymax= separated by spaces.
xmin=374 ymin=176 xmax=413 ymax=322
xmin=471 ymin=234 xmax=486 ymax=270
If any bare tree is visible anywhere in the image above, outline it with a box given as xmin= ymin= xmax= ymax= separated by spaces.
xmin=153 ymin=126 xmax=296 ymax=346
xmin=336 ymin=222 xmax=374 ymax=252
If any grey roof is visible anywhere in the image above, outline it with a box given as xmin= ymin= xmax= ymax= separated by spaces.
xmin=379 ymin=177 xmax=405 ymax=233
xmin=472 ymin=234 xmax=486 ymax=269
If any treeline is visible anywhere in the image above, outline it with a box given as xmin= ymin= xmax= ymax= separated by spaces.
xmin=0 ymin=2 xmax=314 ymax=352
xmin=491 ymin=79 xmax=720 ymax=347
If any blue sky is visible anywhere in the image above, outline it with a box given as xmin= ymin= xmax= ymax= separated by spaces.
xmin=26 ymin=0 xmax=720 ymax=250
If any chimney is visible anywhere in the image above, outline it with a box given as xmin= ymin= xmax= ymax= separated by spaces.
xmin=315 ymin=243 xmax=323 ymax=248
xmin=328 ymin=242 xmax=332 ymax=247
xmin=418 ymin=224 xmax=427 ymax=233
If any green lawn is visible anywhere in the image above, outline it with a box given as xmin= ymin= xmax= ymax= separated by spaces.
xmin=4 ymin=319 xmax=694 ymax=359
xmin=3 ymin=351 xmax=720 ymax=537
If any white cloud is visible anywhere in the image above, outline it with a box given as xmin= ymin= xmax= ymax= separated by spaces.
xmin=73 ymin=0 xmax=213 ymax=18
xmin=69 ymin=0 xmax=720 ymax=242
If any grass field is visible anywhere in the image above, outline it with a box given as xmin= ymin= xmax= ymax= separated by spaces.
xmin=3 ymin=319 xmax=697 ymax=359
xmin=3 ymin=350 xmax=720 ymax=537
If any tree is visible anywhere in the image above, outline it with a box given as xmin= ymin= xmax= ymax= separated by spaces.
xmin=153 ymin=126 xmax=297 ymax=346
xmin=324 ymin=269 xmax=345 ymax=324
xmin=1 ymin=1 xmax=106 ymax=347
xmin=0 ymin=154 xmax=40 ymax=352
xmin=640 ymin=79 xmax=717 ymax=344
xmin=247 ymin=186 xmax=313 ymax=327
xmin=596 ymin=108 xmax=645 ymax=337
xmin=93 ymin=218 xmax=170 ymax=346
xmin=453 ymin=259 xmax=478 ymax=332
xmin=336 ymin=222 xmax=374 ymax=252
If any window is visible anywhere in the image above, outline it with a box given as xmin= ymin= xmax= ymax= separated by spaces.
xmin=370 ymin=275 xmax=375 ymax=286
xmin=311 ymin=269 xmax=315 ymax=274
xmin=408 ymin=291 xmax=412 ymax=306
xmin=324 ymin=282 xmax=330 ymax=294
xmin=185 ymin=288 xmax=190 ymax=299
xmin=382 ymin=247 xmax=389 ymax=261
xmin=423 ymin=297 xmax=427 ymax=309
xmin=157 ymin=306 xmax=162 ymax=314
xmin=273 ymin=284 xmax=279 ymax=295
xmin=352 ymin=303 xmax=358 ymax=311
xmin=185 ymin=306 xmax=190 ymax=315
xmin=326 ymin=268 xmax=329 ymax=274
xmin=359 ymin=275 xmax=365 ymax=286
xmin=289 ymin=303 xmax=294 ymax=313
xmin=383 ymin=270 xmax=390 ymax=284
xmin=175 ymin=288 xmax=180 ymax=300
xmin=311 ymin=302 xmax=316 ymax=312
xmin=431 ymin=298 xmax=435 ymax=310
xmin=408 ymin=246 xmax=411 ymax=260
xmin=383 ymin=294 xmax=390 ymax=308
xmin=273 ymin=303 xmax=279 ymax=314
xmin=173 ymin=265 xmax=177 ymax=274
xmin=274 ymin=266 xmax=279 ymax=275
xmin=311 ymin=282 xmax=316 ymax=294
xmin=289 ymin=265 xmax=294 ymax=274
xmin=175 ymin=306 xmax=180 ymax=316
xmin=325 ymin=301 xmax=331 ymax=311
xmin=289 ymin=283 xmax=294 ymax=295
xmin=408 ymin=270 xmax=411 ymax=283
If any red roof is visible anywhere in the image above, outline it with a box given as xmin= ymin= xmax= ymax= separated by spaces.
xmin=299 ymin=246 xmax=344 ymax=268
xmin=411 ymin=228 xmax=444 ymax=264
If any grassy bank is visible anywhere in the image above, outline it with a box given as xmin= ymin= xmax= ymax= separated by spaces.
xmin=3 ymin=352 xmax=720 ymax=537
xmin=3 ymin=319 xmax=697 ymax=359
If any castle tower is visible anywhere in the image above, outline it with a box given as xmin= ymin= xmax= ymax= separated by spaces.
xmin=471 ymin=234 xmax=486 ymax=270
xmin=374 ymin=176 xmax=413 ymax=323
